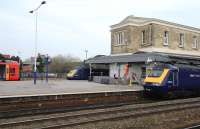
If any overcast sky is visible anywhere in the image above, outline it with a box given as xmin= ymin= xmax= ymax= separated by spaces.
xmin=0 ymin=0 xmax=199 ymax=60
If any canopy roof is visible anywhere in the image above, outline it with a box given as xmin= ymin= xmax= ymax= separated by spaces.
xmin=85 ymin=52 xmax=200 ymax=65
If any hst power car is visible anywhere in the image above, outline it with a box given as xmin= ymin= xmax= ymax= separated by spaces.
xmin=67 ymin=65 xmax=109 ymax=80
xmin=143 ymin=63 xmax=200 ymax=95
xmin=67 ymin=66 xmax=90 ymax=80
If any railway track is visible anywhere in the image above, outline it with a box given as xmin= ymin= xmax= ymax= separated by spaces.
xmin=0 ymin=97 xmax=200 ymax=129
xmin=182 ymin=124 xmax=200 ymax=129
xmin=0 ymin=91 xmax=143 ymax=119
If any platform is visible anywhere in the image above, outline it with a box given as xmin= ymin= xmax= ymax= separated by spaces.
xmin=0 ymin=80 xmax=143 ymax=98
xmin=0 ymin=80 xmax=144 ymax=118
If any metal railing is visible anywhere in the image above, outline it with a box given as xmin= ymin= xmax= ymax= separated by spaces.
xmin=20 ymin=72 xmax=67 ymax=80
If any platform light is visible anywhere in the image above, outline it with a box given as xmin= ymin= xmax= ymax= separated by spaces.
xmin=29 ymin=1 xmax=46 ymax=85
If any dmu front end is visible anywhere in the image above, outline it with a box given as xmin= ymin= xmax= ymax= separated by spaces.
xmin=143 ymin=63 xmax=200 ymax=96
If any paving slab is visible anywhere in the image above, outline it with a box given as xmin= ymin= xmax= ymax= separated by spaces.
xmin=0 ymin=80 xmax=143 ymax=98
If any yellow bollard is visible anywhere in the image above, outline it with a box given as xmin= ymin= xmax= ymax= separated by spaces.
xmin=129 ymin=79 xmax=132 ymax=86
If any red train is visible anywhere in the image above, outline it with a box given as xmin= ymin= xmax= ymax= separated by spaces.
xmin=0 ymin=61 xmax=19 ymax=81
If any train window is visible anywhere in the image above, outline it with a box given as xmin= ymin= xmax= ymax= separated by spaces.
xmin=168 ymin=74 xmax=173 ymax=82
xmin=67 ymin=69 xmax=77 ymax=77
xmin=10 ymin=68 xmax=15 ymax=74
xmin=146 ymin=68 xmax=152 ymax=77
xmin=147 ymin=68 xmax=163 ymax=77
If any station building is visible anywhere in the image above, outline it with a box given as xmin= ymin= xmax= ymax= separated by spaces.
xmin=86 ymin=15 xmax=200 ymax=84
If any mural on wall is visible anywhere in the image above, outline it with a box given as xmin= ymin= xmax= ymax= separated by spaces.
xmin=123 ymin=64 xmax=140 ymax=84
xmin=110 ymin=63 xmax=142 ymax=84
xmin=123 ymin=64 xmax=129 ymax=78
xmin=131 ymin=72 xmax=139 ymax=83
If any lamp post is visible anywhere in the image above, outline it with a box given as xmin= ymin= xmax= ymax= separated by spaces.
xmin=29 ymin=1 xmax=46 ymax=85
xmin=85 ymin=50 xmax=88 ymax=60
xmin=17 ymin=51 xmax=21 ymax=80
xmin=45 ymin=54 xmax=49 ymax=83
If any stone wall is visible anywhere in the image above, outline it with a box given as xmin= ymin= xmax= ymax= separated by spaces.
xmin=111 ymin=22 xmax=200 ymax=54
xmin=153 ymin=23 xmax=200 ymax=51
xmin=111 ymin=25 xmax=153 ymax=54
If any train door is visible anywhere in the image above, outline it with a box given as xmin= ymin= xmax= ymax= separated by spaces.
xmin=173 ymin=70 xmax=178 ymax=87
xmin=9 ymin=66 xmax=16 ymax=80
xmin=168 ymin=70 xmax=178 ymax=89
xmin=10 ymin=62 xmax=19 ymax=81
xmin=5 ymin=64 xmax=10 ymax=80
xmin=0 ymin=64 xmax=6 ymax=80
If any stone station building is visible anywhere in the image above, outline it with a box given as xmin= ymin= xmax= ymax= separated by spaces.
xmin=86 ymin=15 xmax=200 ymax=85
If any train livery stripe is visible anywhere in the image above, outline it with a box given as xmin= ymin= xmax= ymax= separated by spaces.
xmin=6 ymin=64 xmax=9 ymax=81
xmin=144 ymin=69 xmax=169 ymax=84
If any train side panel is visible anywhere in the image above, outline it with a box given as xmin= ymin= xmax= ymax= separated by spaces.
xmin=77 ymin=68 xmax=89 ymax=80
xmin=9 ymin=62 xmax=19 ymax=81
xmin=178 ymin=67 xmax=200 ymax=90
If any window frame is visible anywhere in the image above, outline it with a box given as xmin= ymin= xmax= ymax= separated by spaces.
xmin=163 ymin=31 xmax=169 ymax=46
xmin=179 ymin=33 xmax=184 ymax=48
xmin=141 ymin=30 xmax=146 ymax=45
xmin=192 ymin=36 xmax=198 ymax=49
xmin=115 ymin=31 xmax=124 ymax=45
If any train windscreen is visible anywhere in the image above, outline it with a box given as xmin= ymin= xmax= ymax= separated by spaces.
xmin=67 ymin=69 xmax=77 ymax=77
xmin=146 ymin=67 xmax=164 ymax=77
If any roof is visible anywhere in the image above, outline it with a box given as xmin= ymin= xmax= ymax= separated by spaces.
xmin=85 ymin=53 xmax=171 ymax=64
xmin=111 ymin=15 xmax=200 ymax=33
xmin=0 ymin=61 xmax=18 ymax=65
xmin=139 ymin=47 xmax=200 ymax=57
xmin=0 ymin=62 xmax=6 ymax=65
xmin=2 ymin=54 xmax=11 ymax=59
xmin=85 ymin=52 xmax=200 ymax=64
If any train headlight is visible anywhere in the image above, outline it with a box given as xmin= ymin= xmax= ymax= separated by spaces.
xmin=152 ymin=83 xmax=161 ymax=86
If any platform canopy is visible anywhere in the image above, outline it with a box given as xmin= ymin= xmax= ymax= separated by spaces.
xmin=85 ymin=53 xmax=170 ymax=64
xmin=85 ymin=52 xmax=200 ymax=65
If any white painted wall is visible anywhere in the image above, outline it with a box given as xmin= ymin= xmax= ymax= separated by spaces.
xmin=109 ymin=63 xmax=119 ymax=78
xmin=128 ymin=63 xmax=142 ymax=82
xmin=109 ymin=63 xmax=127 ymax=78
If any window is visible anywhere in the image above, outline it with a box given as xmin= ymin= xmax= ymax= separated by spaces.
xmin=142 ymin=30 xmax=145 ymax=44
xmin=116 ymin=32 xmax=124 ymax=45
xmin=192 ymin=36 xmax=198 ymax=49
xmin=163 ymin=31 xmax=169 ymax=46
xmin=147 ymin=68 xmax=163 ymax=77
xmin=10 ymin=68 xmax=15 ymax=74
xmin=168 ymin=74 xmax=173 ymax=82
xmin=179 ymin=33 xmax=184 ymax=47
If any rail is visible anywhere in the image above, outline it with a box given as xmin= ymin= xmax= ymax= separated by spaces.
xmin=0 ymin=97 xmax=200 ymax=129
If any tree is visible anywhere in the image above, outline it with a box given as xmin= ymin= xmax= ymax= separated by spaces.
xmin=10 ymin=56 xmax=20 ymax=62
xmin=48 ymin=54 xmax=81 ymax=73
xmin=36 ymin=54 xmax=45 ymax=73
xmin=0 ymin=53 xmax=5 ymax=60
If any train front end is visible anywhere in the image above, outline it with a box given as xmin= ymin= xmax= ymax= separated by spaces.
xmin=143 ymin=64 xmax=170 ymax=95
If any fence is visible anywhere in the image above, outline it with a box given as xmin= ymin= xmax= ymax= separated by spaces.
xmin=20 ymin=72 xmax=67 ymax=80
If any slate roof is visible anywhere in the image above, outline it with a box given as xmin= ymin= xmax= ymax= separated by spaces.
xmin=111 ymin=15 xmax=200 ymax=32
xmin=85 ymin=52 xmax=200 ymax=64
xmin=85 ymin=53 xmax=171 ymax=64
